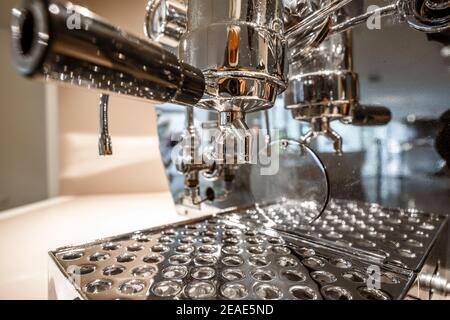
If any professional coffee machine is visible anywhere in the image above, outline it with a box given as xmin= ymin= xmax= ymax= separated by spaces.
xmin=10 ymin=0 xmax=450 ymax=300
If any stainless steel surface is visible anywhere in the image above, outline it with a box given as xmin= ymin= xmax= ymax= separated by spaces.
xmin=49 ymin=199 xmax=445 ymax=300
xmin=406 ymin=218 xmax=449 ymax=299
xmin=98 ymin=94 xmax=112 ymax=156
xmin=10 ymin=0 xmax=205 ymax=106
xmin=329 ymin=3 xmax=400 ymax=35
xmin=252 ymin=199 xmax=447 ymax=272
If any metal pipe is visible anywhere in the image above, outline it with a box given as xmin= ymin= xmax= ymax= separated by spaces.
xmin=329 ymin=3 xmax=400 ymax=35
xmin=10 ymin=0 xmax=205 ymax=106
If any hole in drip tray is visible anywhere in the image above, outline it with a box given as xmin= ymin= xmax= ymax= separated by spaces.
xmin=61 ymin=251 xmax=83 ymax=261
xmin=254 ymin=284 xmax=283 ymax=300
xmin=90 ymin=252 xmax=110 ymax=262
xmin=103 ymin=242 xmax=121 ymax=251
xmin=85 ymin=279 xmax=113 ymax=294
xmin=175 ymin=244 xmax=195 ymax=254
xmin=119 ymin=280 xmax=146 ymax=295
xmin=194 ymin=254 xmax=217 ymax=266
xmin=221 ymin=283 xmax=249 ymax=299
xmin=311 ymin=271 xmax=337 ymax=284
xmin=271 ymin=246 xmax=291 ymax=255
xmin=302 ymin=257 xmax=325 ymax=269
xmin=191 ymin=267 xmax=215 ymax=280
xmin=198 ymin=245 xmax=217 ymax=254
xmin=168 ymin=255 xmax=191 ymax=265
xmin=249 ymin=255 xmax=270 ymax=267
xmin=132 ymin=265 xmax=157 ymax=278
xmin=290 ymin=286 xmax=317 ymax=300
xmin=329 ymin=258 xmax=352 ymax=269
xmin=222 ymin=256 xmax=244 ymax=267
xmin=185 ymin=282 xmax=216 ymax=299
xmin=358 ymin=287 xmax=391 ymax=300
xmin=143 ymin=254 xmax=164 ymax=264
xmin=103 ymin=265 xmax=126 ymax=276
xmin=162 ymin=266 xmax=188 ymax=279
xmin=277 ymin=256 xmax=298 ymax=267
xmin=117 ymin=253 xmax=136 ymax=263
xmin=222 ymin=268 xmax=245 ymax=281
xmin=251 ymin=269 xmax=275 ymax=282
xmin=342 ymin=271 xmax=366 ymax=283
xmin=322 ymin=286 xmax=353 ymax=300
xmin=67 ymin=264 xmax=96 ymax=276
xmin=222 ymin=245 xmax=242 ymax=255
xmin=247 ymin=246 xmax=265 ymax=255
xmin=153 ymin=281 xmax=182 ymax=297
xmin=282 ymin=269 xmax=306 ymax=282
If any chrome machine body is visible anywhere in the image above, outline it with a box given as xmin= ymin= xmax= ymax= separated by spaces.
xmin=9 ymin=0 xmax=450 ymax=299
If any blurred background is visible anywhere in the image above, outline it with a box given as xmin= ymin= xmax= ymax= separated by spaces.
xmin=0 ymin=0 xmax=449 ymax=215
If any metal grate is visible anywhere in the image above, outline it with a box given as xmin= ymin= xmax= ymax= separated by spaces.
xmin=49 ymin=200 xmax=446 ymax=300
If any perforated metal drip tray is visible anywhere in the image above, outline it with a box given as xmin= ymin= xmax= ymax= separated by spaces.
xmin=49 ymin=199 xmax=447 ymax=300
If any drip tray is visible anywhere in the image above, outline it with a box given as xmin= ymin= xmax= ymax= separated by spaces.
xmin=48 ymin=200 xmax=447 ymax=300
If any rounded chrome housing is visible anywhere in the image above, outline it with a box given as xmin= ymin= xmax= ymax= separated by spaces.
xmin=180 ymin=0 xmax=288 ymax=116
xmin=286 ymin=71 xmax=358 ymax=122
xmin=285 ymin=28 xmax=358 ymax=123
xmin=10 ymin=0 xmax=205 ymax=106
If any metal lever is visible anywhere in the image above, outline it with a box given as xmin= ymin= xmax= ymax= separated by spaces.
xmin=98 ymin=94 xmax=112 ymax=156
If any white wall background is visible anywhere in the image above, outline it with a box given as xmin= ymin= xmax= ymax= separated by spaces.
xmin=0 ymin=0 xmax=170 ymax=211
xmin=0 ymin=24 xmax=48 ymax=210
xmin=56 ymin=0 xmax=169 ymax=195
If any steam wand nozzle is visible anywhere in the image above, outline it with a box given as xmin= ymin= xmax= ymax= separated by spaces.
xmin=98 ymin=94 xmax=113 ymax=156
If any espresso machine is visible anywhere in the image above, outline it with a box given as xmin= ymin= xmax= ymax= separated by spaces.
xmin=9 ymin=0 xmax=450 ymax=300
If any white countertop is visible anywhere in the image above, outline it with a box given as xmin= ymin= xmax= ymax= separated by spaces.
xmin=0 ymin=192 xmax=195 ymax=300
